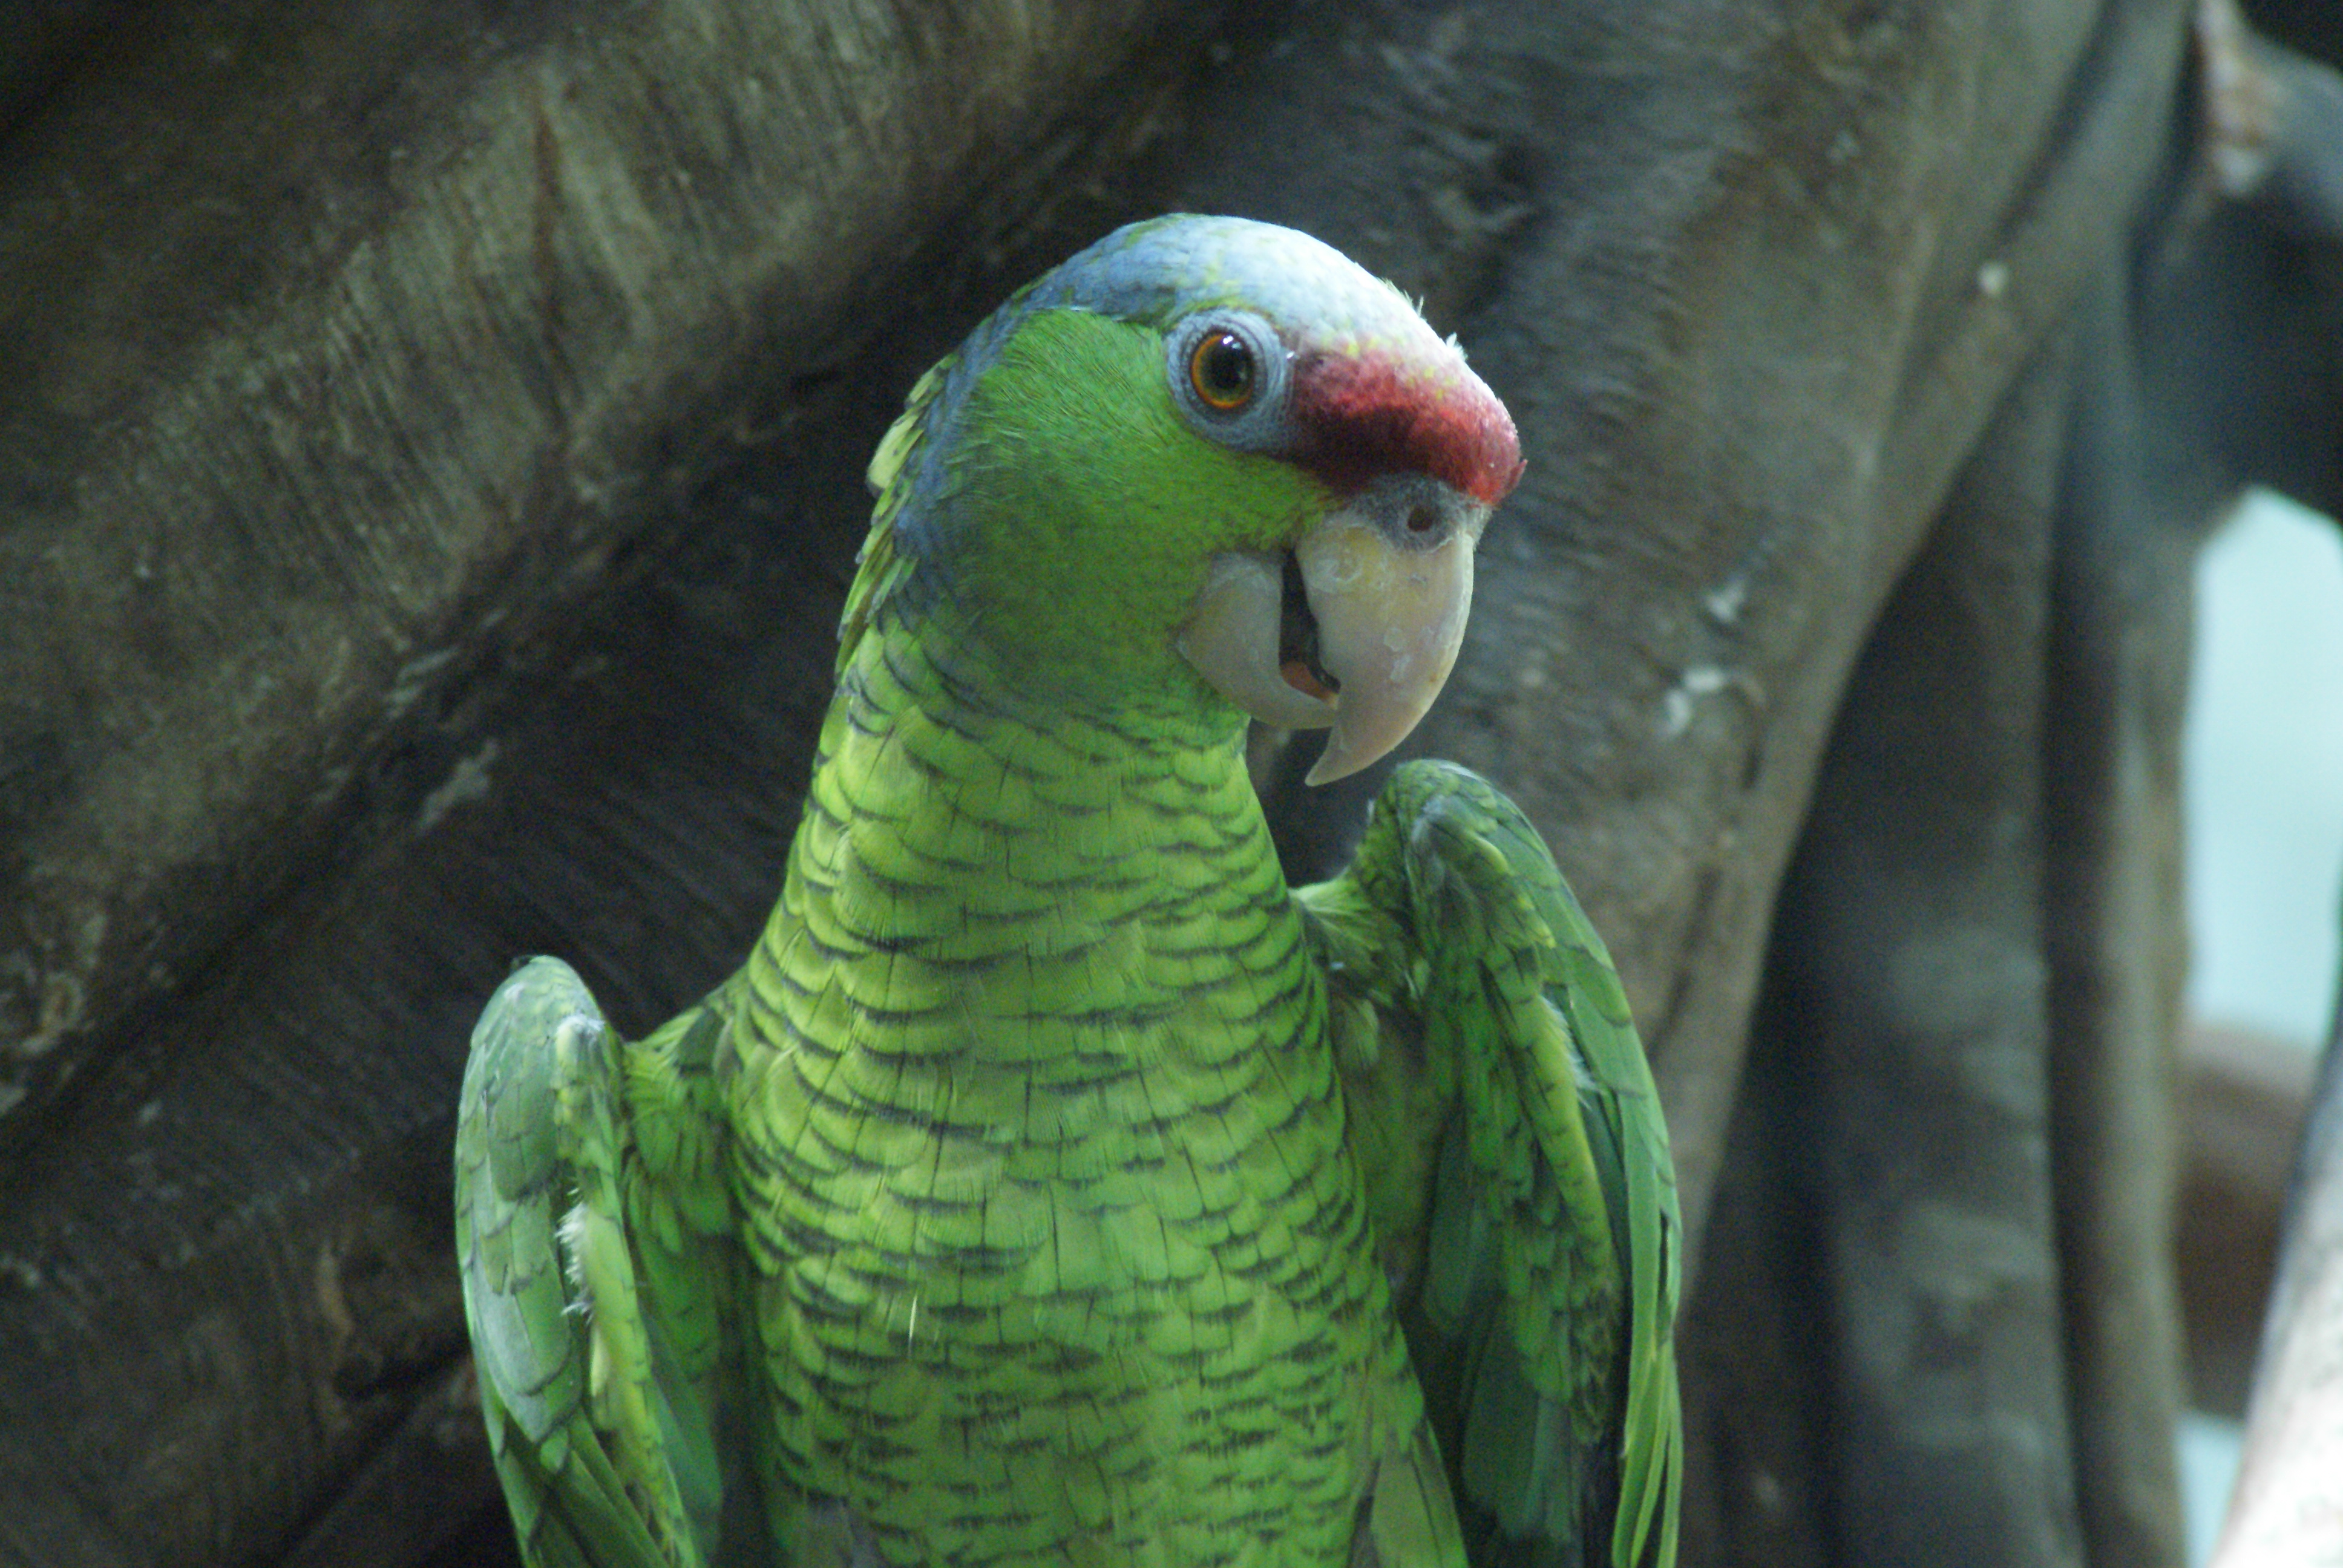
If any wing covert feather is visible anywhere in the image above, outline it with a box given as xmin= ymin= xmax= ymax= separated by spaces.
xmin=1301 ymin=762 xmax=1682 ymax=1568
xmin=455 ymin=957 xmax=749 ymax=1568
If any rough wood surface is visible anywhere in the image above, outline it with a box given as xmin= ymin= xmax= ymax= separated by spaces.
xmin=1778 ymin=332 xmax=2089 ymax=1568
xmin=2043 ymin=274 xmax=2200 ymax=1568
xmin=0 ymin=0 xmax=1197 ymax=1138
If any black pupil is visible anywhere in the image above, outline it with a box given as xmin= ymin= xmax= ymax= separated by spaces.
xmin=1199 ymin=334 xmax=1253 ymax=402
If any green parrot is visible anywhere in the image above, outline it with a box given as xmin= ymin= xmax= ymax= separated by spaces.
xmin=456 ymin=214 xmax=1682 ymax=1568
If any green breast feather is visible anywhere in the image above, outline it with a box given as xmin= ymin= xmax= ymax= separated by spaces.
xmin=454 ymin=214 xmax=1681 ymax=1568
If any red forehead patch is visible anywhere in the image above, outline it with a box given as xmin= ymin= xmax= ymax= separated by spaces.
xmin=1288 ymin=347 xmax=1524 ymax=506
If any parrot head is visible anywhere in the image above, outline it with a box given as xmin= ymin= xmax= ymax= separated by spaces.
xmin=863 ymin=214 xmax=1522 ymax=783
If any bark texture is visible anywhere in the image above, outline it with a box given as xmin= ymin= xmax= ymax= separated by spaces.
xmin=0 ymin=0 xmax=1199 ymax=1135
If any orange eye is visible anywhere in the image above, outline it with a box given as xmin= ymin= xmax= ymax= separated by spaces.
xmin=1188 ymin=330 xmax=1256 ymax=411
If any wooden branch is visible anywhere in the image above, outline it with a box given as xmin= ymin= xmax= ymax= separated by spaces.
xmin=1766 ymin=333 xmax=2091 ymax=1567
xmin=0 ymin=0 xmax=1195 ymax=1142
xmin=2040 ymin=273 xmax=2204 ymax=1568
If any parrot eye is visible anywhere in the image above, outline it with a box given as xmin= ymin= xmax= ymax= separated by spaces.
xmin=1166 ymin=310 xmax=1290 ymax=450
xmin=1188 ymin=332 xmax=1256 ymax=410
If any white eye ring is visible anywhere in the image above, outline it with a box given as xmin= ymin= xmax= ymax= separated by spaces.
xmin=1165 ymin=310 xmax=1294 ymax=452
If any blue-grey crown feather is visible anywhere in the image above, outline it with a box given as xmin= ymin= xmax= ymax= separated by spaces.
xmin=883 ymin=215 xmax=1420 ymax=598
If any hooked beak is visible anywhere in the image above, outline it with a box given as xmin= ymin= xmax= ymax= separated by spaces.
xmin=1176 ymin=474 xmax=1487 ymax=785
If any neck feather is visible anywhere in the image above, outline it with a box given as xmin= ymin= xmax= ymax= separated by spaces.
xmin=776 ymin=612 xmax=1283 ymax=961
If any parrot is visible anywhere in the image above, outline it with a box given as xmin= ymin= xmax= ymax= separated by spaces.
xmin=455 ymin=213 xmax=1682 ymax=1568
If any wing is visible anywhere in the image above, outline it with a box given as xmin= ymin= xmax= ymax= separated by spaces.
xmin=454 ymin=957 xmax=754 ymax=1568
xmin=1300 ymin=761 xmax=1682 ymax=1568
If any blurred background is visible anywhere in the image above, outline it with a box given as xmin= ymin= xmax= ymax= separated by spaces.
xmin=2178 ymin=488 xmax=2343 ymax=1563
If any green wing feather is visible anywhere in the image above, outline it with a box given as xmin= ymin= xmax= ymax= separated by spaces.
xmin=455 ymin=958 xmax=753 ymax=1568
xmin=1300 ymin=760 xmax=1683 ymax=1568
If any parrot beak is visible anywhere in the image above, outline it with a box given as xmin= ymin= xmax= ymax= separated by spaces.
xmin=1292 ymin=475 xmax=1487 ymax=783
xmin=1178 ymin=474 xmax=1487 ymax=785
